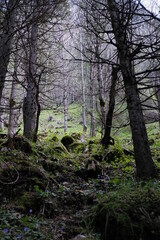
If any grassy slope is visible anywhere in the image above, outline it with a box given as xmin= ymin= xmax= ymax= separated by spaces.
xmin=0 ymin=105 xmax=160 ymax=239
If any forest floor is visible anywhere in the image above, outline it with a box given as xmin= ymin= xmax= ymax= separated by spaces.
xmin=0 ymin=113 xmax=160 ymax=239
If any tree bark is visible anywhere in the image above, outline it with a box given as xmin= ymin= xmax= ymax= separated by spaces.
xmin=95 ymin=38 xmax=106 ymax=134
xmin=0 ymin=90 xmax=6 ymax=131
xmin=23 ymin=0 xmax=38 ymax=141
xmin=0 ymin=0 xmax=18 ymax=102
xmin=64 ymin=78 xmax=68 ymax=133
xmin=8 ymin=54 xmax=18 ymax=149
xmin=153 ymin=72 xmax=160 ymax=127
xmin=102 ymin=66 xmax=118 ymax=147
xmin=108 ymin=0 xmax=155 ymax=178
xmin=89 ymin=63 xmax=96 ymax=137
xmin=80 ymin=32 xmax=87 ymax=134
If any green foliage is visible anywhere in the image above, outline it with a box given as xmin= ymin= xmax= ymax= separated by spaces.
xmin=0 ymin=208 xmax=53 ymax=239
xmin=70 ymin=142 xmax=86 ymax=153
xmin=43 ymin=133 xmax=69 ymax=158
xmin=1 ymin=118 xmax=160 ymax=239
xmin=92 ymin=180 xmax=160 ymax=240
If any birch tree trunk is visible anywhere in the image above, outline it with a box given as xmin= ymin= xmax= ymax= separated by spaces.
xmin=8 ymin=56 xmax=18 ymax=149
xmin=0 ymin=0 xmax=18 ymax=102
xmin=23 ymin=0 xmax=38 ymax=141
xmin=108 ymin=0 xmax=155 ymax=178
xmin=64 ymin=77 xmax=68 ymax=133
xmin=80 ymin=32 xmax=87 ymax=134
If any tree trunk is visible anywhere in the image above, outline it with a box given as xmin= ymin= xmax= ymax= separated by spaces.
xmin=80 ymin=32 xmax=87 ymax=134
xmin=0 ymin=90 xmax=6 ymax=131
xmin=0 ymin=0 xmax=17 ymax=102
xmin=89 ymin=63 xmax=96 ymax=137
xmin=102 ymin=66 xmax=118 ymax=147
xmin=23 ymin=0 xmax=38 ymax=141
xmin=64 ymin=78 xmax=68 ymax=133
xmin=95 ymin=39 xmax=106 ymax=134
xmin=108 ymin=0 xmax=155 ymax=178
xmin=153 ymin=72 xmax=160 ymax=127
xmin=8 ymin=54 xmax=18 ymax=149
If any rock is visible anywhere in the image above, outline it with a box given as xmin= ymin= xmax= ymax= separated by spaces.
xmin=47 ymin=116 xmax=53 ymax=122
xmin=71 ymin=234 xmax=87 ymax=240
xmin=76 ymin=159 xmax=102 ymax=179
xmin=1 ymin=147 xmax=8 ymax=152
xmin=71 ymin=132 xmax=81 ymax=141
xmin=61 ymin=135 xmax=74 ymax=150
xmin=70 ymin=142 xmax=86 ymax=153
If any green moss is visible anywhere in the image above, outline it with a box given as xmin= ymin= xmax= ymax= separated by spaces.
xmin=92 ymin=181 xmax=160 ymax=240
xmin=17 ymin=192 xmax=37 ymax=211
xmin=70 ymin=142 xmax=86 ymax=153
xmin=71 ymin=132 xmax=81 ymax=141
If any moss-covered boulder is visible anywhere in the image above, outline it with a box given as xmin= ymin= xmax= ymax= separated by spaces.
xmin=75 ymin=158 xmax=102 ymax=179
xmin=43 ymin=133 xmax=69 ymax=158
xmin=51 ymin=135 xmax=59 ymax=143
xmin=70 ymin=142 xmax=86 ymax=153
xmin=61 ymin=135 xmax=74 ymax=150
xmin=106 ymin=145 xmax=124 ymax=162
xmin=71 ymin=132 xmax=81 ymax=141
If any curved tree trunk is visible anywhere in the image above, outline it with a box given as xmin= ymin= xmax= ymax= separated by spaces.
xmin=108 ymin=0 xmax=155 ymax=178
xmin=102 ymin=66 xmax=119 ymax=147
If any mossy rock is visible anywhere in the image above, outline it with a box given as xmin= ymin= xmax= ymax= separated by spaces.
xmin=85 ymin=158 xmax=102 ymax=178
xmin=70 ymin=142 xmax=86 ymax=153
xmin=51 ymin=135 xmax=59 ymax=143
xmin=88 ymin=142 xmax=107 ymax=157
xmin=71 ymin=132 xmax=81 ymax=141
xmin=53 ymin=143 xmax=68 ymax=154
xmin=44 ymin=140 xmax=68 ymax=158
xmin=61 ymin=135 xmax=74 ymax=150
xmin=76 ymin=158 xmax=102 ymax=179
xmin=106 ymin=146 xmax=124 ymax=162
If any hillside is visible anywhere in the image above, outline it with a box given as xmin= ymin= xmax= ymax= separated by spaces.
xmin=0 ymin=111 xmax=160 ymax=239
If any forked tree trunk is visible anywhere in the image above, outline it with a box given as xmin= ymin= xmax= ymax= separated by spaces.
xmin=108 ymin=0 xmax=155 ymax=178
xmin=102 ymin=66 xmax=119 ymax=147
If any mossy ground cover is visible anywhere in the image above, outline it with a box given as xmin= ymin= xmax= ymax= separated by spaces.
xmin=0 ymin=107 xmax=160 ymax=239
